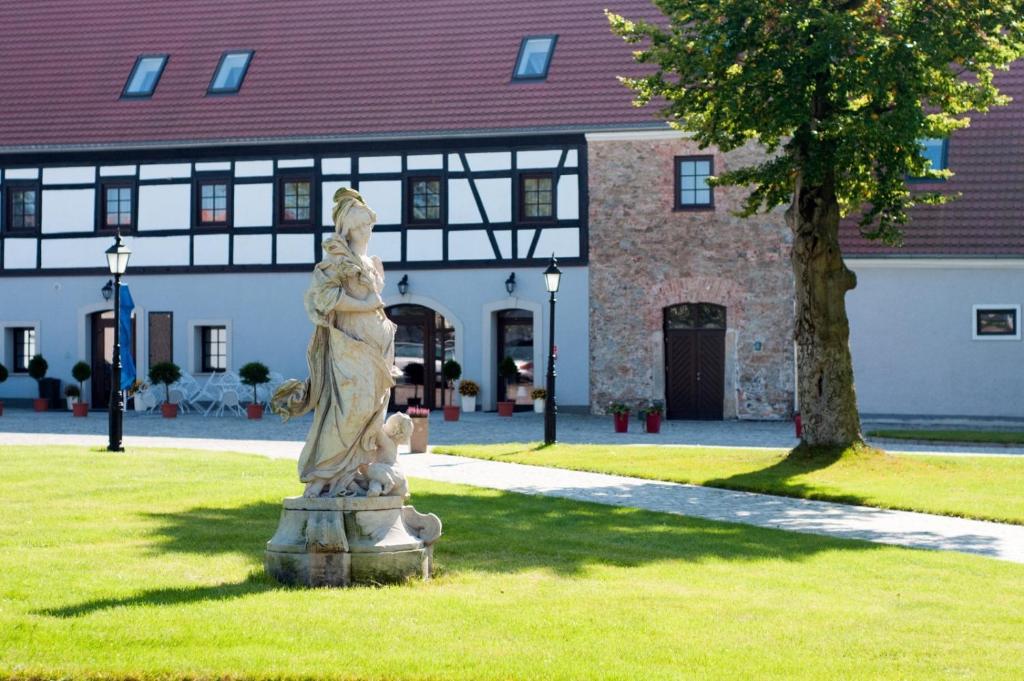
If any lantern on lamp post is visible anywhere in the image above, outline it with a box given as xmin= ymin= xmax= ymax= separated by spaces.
xmin=542 ymin=255 xmax=561 ymax=445
xmin=105 ymin=232 xmax=131 ymax=452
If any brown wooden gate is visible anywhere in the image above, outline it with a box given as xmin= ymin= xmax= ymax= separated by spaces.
xmin=664 ymin=303 xmax=726 ymax=420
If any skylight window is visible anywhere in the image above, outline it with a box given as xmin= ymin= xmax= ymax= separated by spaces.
xmin=122 ymin=55 xmax=168 ymax=98
xmin=208 ymin=50 xmax=253 ymax=94
xmin=513 ymin=36 xmax=557 ymax=81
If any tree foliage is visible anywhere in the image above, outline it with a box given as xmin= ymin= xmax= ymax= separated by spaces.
xmin=608 ymin=1 xmax=1024 ymax=243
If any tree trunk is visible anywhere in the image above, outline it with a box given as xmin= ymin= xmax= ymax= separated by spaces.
xmin=787 ymin=171 xmax=864 ymax=448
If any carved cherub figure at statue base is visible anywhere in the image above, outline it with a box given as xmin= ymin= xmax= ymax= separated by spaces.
xmin=265 ymin=188 xmax=441 ymax=587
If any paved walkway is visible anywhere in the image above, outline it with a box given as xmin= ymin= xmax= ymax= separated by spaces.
xmin=2 ymin=407 xmax=1023 ymax=455
xmin=2 ymin=430 xmax=1022 ymax=564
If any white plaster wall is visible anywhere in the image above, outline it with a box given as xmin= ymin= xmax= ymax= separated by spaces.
xmin=139 ymin=163 xmax=191 ymax=180
xmin=195 ymin=162 xmax=230 ymax=172
xmin=5 ymin=168 xmax=39 ymax=180
xmin=0 ymin=268 xmax=592 ymax=408
xmin=233 ymin=234 xmax=272 ymax=264
xmin=368 ymin=231 xmax=401 ymax=262
xmin=41 ymin=237 xmax=110 ymax=268
xmin=533 ymin=228 xmax=580 ymax=258
xmin=42 ymin=166 xmax=95 ymax=184
xmin=407 ymin=230 xmax=443 ymax=261
xmin=129 ymin=236 xmax=190 ymax=267
xmin=234 ymin=161 xmax=273 ymax=177
xmin=465 ymin=152 xmax=511 ymax=172
xmin=100 ymin=165 xmax=136 ymax=176
xmin=41 ymin=189 xmax=94 ymax=233
xmin=278 ymin=158 xmax=314 ymax=168
xmin=321 ymin=181 xmax=346 ymax=226
xmin=475 ymin=178 xmax=511 ymax=223
xmin=493 ymin=230 xmax=512 ymax=259
xmin=321 ymin=158 xmax=351 ymax=175
xmin=276 ymin=234 xmax=313 ymax=264
xmin=847 ymin=261 xmax=1024 ymax=417
xmin=3 ymin=239 xmax=37 ymax=269
xmin=357 ymin=181 xmax=401 ymax=224
xmin=407 ymin=154 xmax=443 ymax=170
xmin=193 ymin=234 xmax=229 ymax=266
xmin=517 ymin=150 xmax=561 ymax=169
xmin=557 ymin=175 xmax=579 ymax=220
xmin=448 ymin=230 xmax=493 ymax=260
xmin=517 ymin=229 xmax=536 ymax=258
xmin=233 ymin=184 xmax=273 ymax=228
xmin=138 ymin=184 xmax=190 ymax=231
xmin=359 ymin=156 xmax=401 ymax=173
xmin=447 ymin=179 xmax=481 ymax=223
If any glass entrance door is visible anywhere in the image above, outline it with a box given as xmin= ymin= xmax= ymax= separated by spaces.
xmin=386 ymin=304 xmax=455 ymax=410
xmin=496 ymin=309 xmax=534 ymax=409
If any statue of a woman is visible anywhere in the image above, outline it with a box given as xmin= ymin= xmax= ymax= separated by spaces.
xmin=272 ymin=188 xmax=397 ymax=497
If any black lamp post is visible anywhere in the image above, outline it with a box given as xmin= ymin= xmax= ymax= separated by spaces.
xmin=542 ymin=255 xmax=561 ymax=445
xmin=105 ymin=232 xmax=131 ymax=452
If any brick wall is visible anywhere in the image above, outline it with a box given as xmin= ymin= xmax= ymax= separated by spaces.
xmin=587 ymin=135 xmax=795 ymax=419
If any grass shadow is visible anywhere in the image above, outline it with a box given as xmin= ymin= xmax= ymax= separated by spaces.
xmin=703 ymin=443 xmax=876 ymax=505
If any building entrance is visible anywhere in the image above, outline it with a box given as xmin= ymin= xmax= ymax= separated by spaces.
xmin=385 ymin=304 xmax=455 ymax=409
xmin=88 ymin=310 xmax=136 ymax=410
xmin=663 ymin=303 xmax=725 ymax=420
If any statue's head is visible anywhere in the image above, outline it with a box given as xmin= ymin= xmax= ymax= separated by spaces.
xmin=332 ymin=187 xmax=377 ymax=242
xmin=382 ymin=412 xmax=414 ymax=444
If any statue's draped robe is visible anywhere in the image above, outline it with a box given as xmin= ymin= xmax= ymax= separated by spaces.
xmin=272 ymin=239 xmax=396 ymax=489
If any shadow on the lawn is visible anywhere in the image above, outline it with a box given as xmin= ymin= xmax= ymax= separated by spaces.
xmin=39 ymin=485 xmax=885 ymax=617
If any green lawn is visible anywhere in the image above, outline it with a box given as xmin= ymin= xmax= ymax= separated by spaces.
xmin=434 ymin=442 xmax=1024 ymax=524
xmin=869 ymin=429 xmax=1024 ymax=445
xmin=2 ymin=445 xmax=1023 ymax=680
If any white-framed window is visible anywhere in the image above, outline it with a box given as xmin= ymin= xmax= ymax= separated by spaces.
xmin=972 ymin=304 xmax=1020 ymax=341
xmin=1 ymin=322 xmax=40 ymax=373
xmin=188 ymin=320 xmax=231 ymax=374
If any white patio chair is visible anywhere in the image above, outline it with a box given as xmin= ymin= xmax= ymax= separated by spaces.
xmin=212 ymin=388 xmax=245 ymax=417
xmin=136 ymin=386 xmax=159 ymax=413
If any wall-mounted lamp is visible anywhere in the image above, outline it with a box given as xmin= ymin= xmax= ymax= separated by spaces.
xmin=397 ymin=274 xmax=409 ymax=296
xmin=505 ymin=272 xmax=516 ymax=296
xmin=101 ymin=279 xmax=114 ymax=301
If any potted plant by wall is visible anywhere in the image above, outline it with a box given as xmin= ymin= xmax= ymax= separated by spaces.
xmin=638 ymin=400 xmax=663 ymax=434
xmin=609 ymin=402 xmax=630 ymax=433
xmin=458 ymin=379 xmax=479 ymax=413
xmin=531 ymin=387 xmax=547 ymax=414
xmin=407 ymin=405 xmax=430 ymax=453
xmin=63 ymin=384 xmax=80 ymax=411
xmin=441 ymin=359 xmax=462 ymax=421
xmin=497 ymin=356 xmax=518 ymax=417
xmin=403 ymin=362 xmax=425 ymax=407
xmin=239 ymin=361 xmax=270 ymax=420
xmin=148 ymin=361 xmax=182 ymax=418
xmin=0 ymin=363 xmax=7 ymax=416
xmin=71 ymin=360 xmax=92 ymax=417
xmin=27 ymin=354 xmax=49 ymax=412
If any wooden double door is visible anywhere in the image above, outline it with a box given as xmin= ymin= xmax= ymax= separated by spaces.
xmin=664 ymin=303 xmax=725 ymax=420
xmin=89 ymin=310 xmax=136 ymax=409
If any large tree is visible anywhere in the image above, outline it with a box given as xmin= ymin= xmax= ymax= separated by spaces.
xmin=609 ymin=1 xmax=1024 ymax=447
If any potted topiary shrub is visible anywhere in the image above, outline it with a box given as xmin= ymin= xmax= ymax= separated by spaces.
xmin=531 ymin=387 xmax=547 ymax=414
xmin=497 ymin=356 xmax=518 ymax=417
xmin=63 ymin=384 xmax=80 ymax=411
xmin=71 ymin=360 xmax=91 ymax=417
xmin=27 ymin=354 xmax=49 ymax=412
xmin=403 ymin=362 xmax=425 ymax=407
xmin=638 ymin=400 xmax=664 ymax=434
xmin=609 ymin=402 xmax=630 ymax=433
xmin=441 ymin=359 xmax=462 ymax=421
xmin=239 ymin=361 xmax=270 ymax=420
xmin=0 ymin=363 xmax=7 ymax=416
xmin=148 ymin=361 xmax=182 ymax=418
xmin=458 ymin=379 xmax=479 ymax=413
xmin=407 ymin=405 xmax=430 ymax=453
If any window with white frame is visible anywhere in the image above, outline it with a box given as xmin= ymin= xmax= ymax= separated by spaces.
xmin=972 ymin=305 xmax=1020 ymax=340
xmin=199 ymin=325 xmax=228 ymax=372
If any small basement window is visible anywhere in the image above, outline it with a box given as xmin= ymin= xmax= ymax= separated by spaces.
xmin=513 ymin=36 xmax=557 ymax=80
xmin=208 ymin=51 xmax=253 ymax=94
xmin=122 ymin=55 xmax=168 ymax=98
xmin=973 ymin=305 xmax=1020 ymax=340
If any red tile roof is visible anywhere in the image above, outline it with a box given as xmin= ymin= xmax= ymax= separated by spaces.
xmin=840 ymin=68 xmax=1024 ymax=257
xmin=0 ymin=0 xmax=662 ymax=151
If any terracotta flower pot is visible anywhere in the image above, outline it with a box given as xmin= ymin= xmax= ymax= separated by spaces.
xmin=247 ymin=404 xmax=263 ymax=420
xmin=33 ymin=398 xmax=49 ymax=412
xmin=497 ymin=401 xmax=515 ymax=417
xmin=443 ymin=405 xmax=460 ymax=422
xmin=161 ymin=403 xmax=178 ymax=419
xmin=72 ymin=402 xmax=89 ymax=418
xmin=645 ymin=412 xmax=661 ymax=434
xmin=613 ymin=412 xmax=630 ymax=433
xmin=410 ymin=416 xmax=429 ymax=453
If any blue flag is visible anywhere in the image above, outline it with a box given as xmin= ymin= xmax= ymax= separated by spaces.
xmin=119 ymin=283 xmax=137 ymax=391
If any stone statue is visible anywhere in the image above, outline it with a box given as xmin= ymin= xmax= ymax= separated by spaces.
xmin=265 ymin=188 xmax=441 ymax=587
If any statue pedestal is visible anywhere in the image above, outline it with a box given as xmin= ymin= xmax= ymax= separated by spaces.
xmin=264 ymin=495 xmax=441 ymax=587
